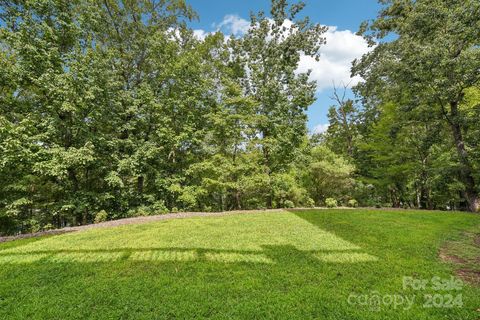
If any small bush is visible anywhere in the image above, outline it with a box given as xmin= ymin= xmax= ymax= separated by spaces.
xmin=27 ymin=219 xmax=41 ymax=233
xmin=134 ymin=206 xmax=152 ymax=217
xmin=43 ymin=223 xmax=54 ymax=231
xmin=151 ymin=200 xmax=169 ymax=214
xmin=245 ymin=198 xmax=266 ymax=210
xmin=347 ymin=199 xmax=358 ymax=208
xmin=325 ymin=198 xmax=337 ymax=208
xmin=283 ymin=200 xmax=295 ymax=208
xmin=126 ymin=209 xmax=136 ymax=218
xmin=305 ymin=198 xmax=315 ymax=208
xmin=94 ymin=210 xmax=108 ymax=224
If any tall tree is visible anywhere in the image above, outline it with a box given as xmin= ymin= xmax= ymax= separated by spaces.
xmin=325 ymin=83 xmax=358 ymax=158
xmin=0 ymin=0 xmax=198 ymax=231
xmin=234 ymin=0 xmax=326 ymax=207
xmin=353 ymin=0 xmax=480 ymax=211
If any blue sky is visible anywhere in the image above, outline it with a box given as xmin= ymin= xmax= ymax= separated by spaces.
xmin=187 ymin=0 xmax=382 ymax=133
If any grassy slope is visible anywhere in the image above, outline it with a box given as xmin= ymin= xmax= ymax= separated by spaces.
xmin=0 ymin=209 xmax=479 ymax=319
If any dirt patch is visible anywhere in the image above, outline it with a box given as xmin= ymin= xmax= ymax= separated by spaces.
xmin=439 ymin=231 xmax=480 ymax=286
xmin=455 ymin=269 xmax=480 ymax=286
xmin=474 ymin=234 xmax=480 ymax=247
xmin=439 ymin=248 xmax=467 ymax=264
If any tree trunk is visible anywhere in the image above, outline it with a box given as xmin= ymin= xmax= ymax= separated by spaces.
xmin=235 ymin=191 xmax=241 ymax=210
xmin=137 ymin=176 xmax=144 ymax=194
xmin=390 ymin=187 xmax=400 ymax=208
xmin=449 ymin=101 xmax=479 ymax=212
xmin=82 ymin=208 xmax=88 ymax=225
xmin=263 ymin=143 xmax=273 ymax=209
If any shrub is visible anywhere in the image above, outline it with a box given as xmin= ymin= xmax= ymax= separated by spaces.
xmin=151 ymin=200 xmax=169 ymax=214
xmin=94 ymin=210 xmax=108 ymax=224
xmin=245 ymin=198 xmax=266 ymax=210
xmin=27 ymin=219 xmax=41 ymax=233
xmin=126 ymin=209 xmax=137 ymax=218
xmin=325 ymin=198 xmax=337 ymax=208
xmin=305 ymin=197 xmax=315 ymax=208
xmin=134 ymin=206 xmax=152 ymax=217
xmin=283 ymin=200 xmax=295 ymax=208
xmin=270 ymin=173 xmax=310 ymax=209
xmin=305 ymin=146 xmax=355 ymax=206
xmin=347 ymin=199 xmax=358 ymax=208
xmin=43 ymin=223 xmax=54 ymax=231
xmin=0 ymin=216 xmax=17 ymax=236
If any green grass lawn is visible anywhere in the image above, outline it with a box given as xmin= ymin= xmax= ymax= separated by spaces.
xmin=0 ymin=209 xmax=479 ymax=319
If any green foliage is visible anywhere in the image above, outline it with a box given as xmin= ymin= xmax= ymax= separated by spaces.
xmin=94 ymin=210 xmax=108 ymax=224
xmin=0 ymin=0 xmax=479 ymax=234
xmin=0 ymin=0 xmax=329 ymax=234
xmin=325 ymin=198 xmax=337 ymax=208
xmin=305 ymin=197 xmax=315 ymax=208
xmin=283 ymin=200 xmax=295 ymax=209
xmin=325 ymin=86 xmax=359 ymax=158
xmin=233 ymin=1 xmax=326 ymax=177
xmin=353 ymin=0 xmax=480 ymax=211
xmin=347 ymin=199 xmax=358 ymax=208
xmin=151 ymin=200 xmax=169 ymax=215
xmin=301 ymin=145 xmax=354 ymax=205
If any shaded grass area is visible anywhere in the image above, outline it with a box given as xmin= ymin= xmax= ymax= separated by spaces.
xmin=439 ymin=227 xmax=480 ymax=285
xmin=0 ymin=209 xmax=479 ymax=319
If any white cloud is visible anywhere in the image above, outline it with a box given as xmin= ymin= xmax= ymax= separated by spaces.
xmin=313 ymin=123 xmax=329 ymax=134
xmin=214 ymin=15 xmax=250 ymax=36
xmin=297 ymin=26 xmax=372 ymax=92
xmin=198 ymin=16 xmax=371 ymax=93
xmin=193 ymin=29 xmax=210 ymax=40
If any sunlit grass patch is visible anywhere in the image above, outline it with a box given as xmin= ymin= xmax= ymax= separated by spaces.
xmin=314 ymin=251 xmax=378 ymax=263
xmin=49 ymin=251 xmax=124 ymax=263
xmin=130 ymin=249 xmax=198 ymax=262
xmin=0 ymin=212 xmax=368 ymax=267
xmin=0 ymin=211 xmax=362 ymax=256
xmin=0 ymin=253 xmax=48 ymax=264
xmin=0 ymin=209 xmax=479 ymax=319
xmin=204 ymin=252 xmax=273 ymax=264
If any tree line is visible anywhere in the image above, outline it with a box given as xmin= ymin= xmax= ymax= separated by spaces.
xmin=0 ymin=0 xmax=478 ymax=235
xmin=327 ymin=0 xmax=480 ymax=212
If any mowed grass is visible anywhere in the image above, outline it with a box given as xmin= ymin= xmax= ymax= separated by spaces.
xmin=0 ymin=210 xmax=479 ymax=319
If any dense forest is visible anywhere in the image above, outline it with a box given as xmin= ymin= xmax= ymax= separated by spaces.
xmin=0 ymin=0 xmax=479 ymax=235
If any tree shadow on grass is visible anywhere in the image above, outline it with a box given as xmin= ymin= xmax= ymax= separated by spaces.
xmin=0 ymin=245 xmax=375 ymax=319
xmin=288 ymin=209 xmax=372 ymax=245
xmin=0 ymin=244 xmax=378 ymax=265
xmin=1 ymin=217 xmax=473 ymax=320
xmin=0 ymin=211 xmax=381 ymax=266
